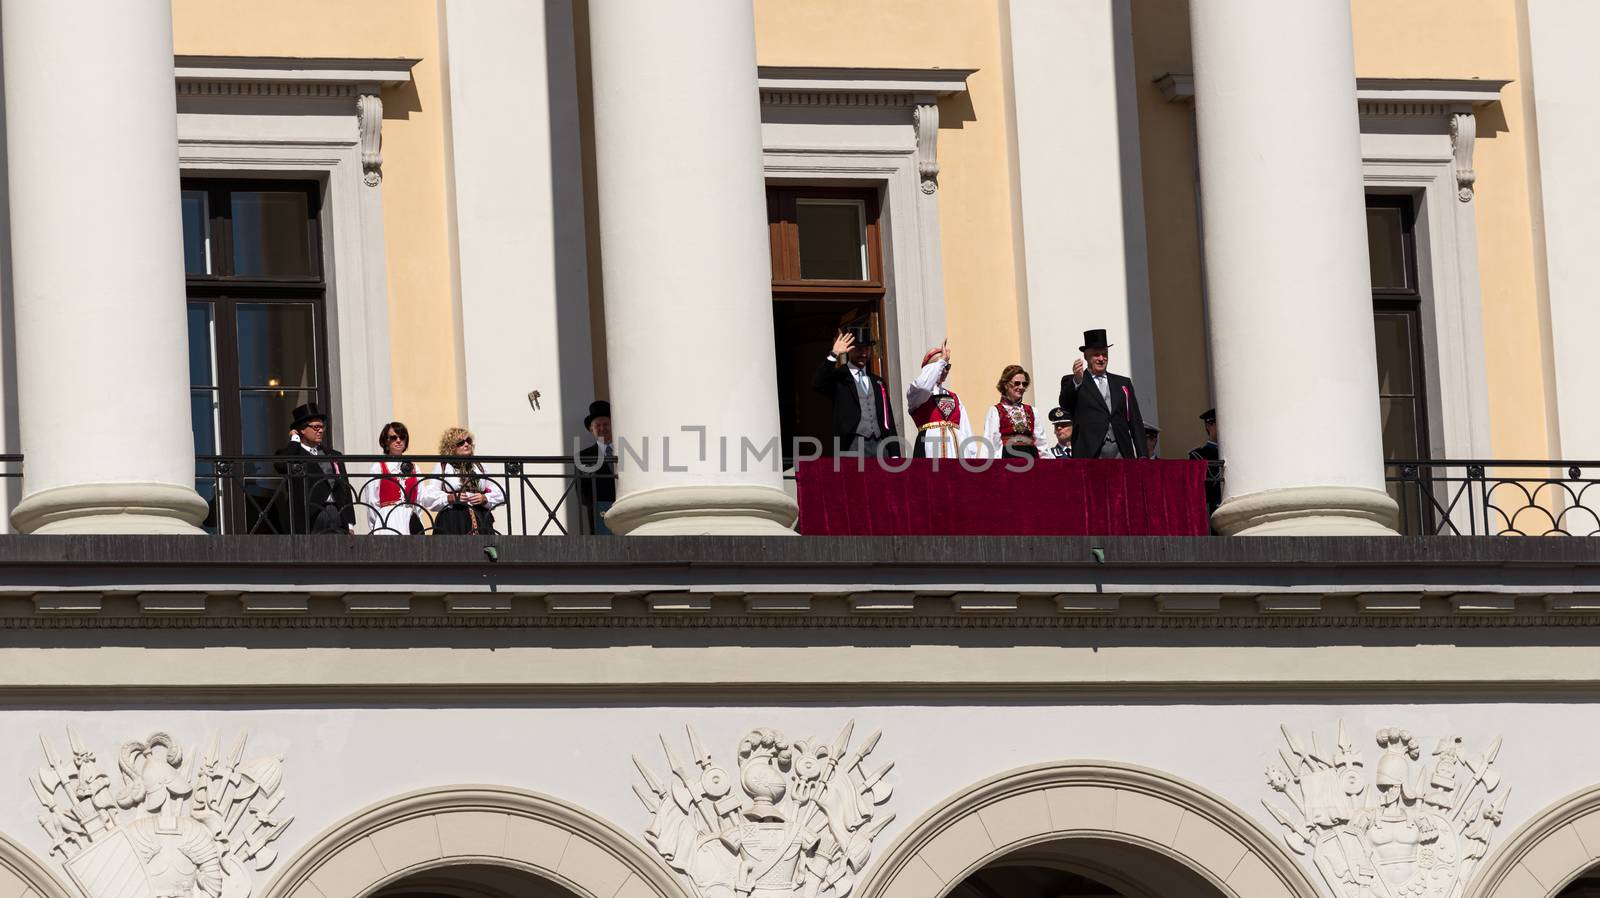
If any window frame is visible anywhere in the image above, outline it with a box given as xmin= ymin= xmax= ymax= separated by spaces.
xmin=768 ymin=186 xmax=885 ymax=295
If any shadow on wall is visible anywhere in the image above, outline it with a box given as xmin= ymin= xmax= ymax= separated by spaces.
xmin=0 ymin=43 xmax=21 ymax=533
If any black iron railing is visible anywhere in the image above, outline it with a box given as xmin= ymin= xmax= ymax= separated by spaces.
xmin=0 ymin=454 xmax=1593 ymax=536
xmin=187 ymin=454 xmax=617 ymax=535
xmin=1384 ymin=459 xmax=1600 ymax=536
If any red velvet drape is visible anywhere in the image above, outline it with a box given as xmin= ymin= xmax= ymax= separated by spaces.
xmin=796 ymin=458 xmax=1209 ymax=536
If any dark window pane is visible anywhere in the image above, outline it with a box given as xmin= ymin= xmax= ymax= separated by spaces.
xmin=187 ymin=302 xmax=215 ymax=387
xmin=1373 ymin=312 xmax=1415 ymax=395
xmin=231 ymin=191 xmax=313 ymax=276
xmin=1366 ymin=206 xmax=1409 ymax=290
xmin=236 ymin=303 xmax=317 ymax=389
xmin=1379 ymin=396 xmax=1421 ymax=461
xmin=182 ymin=190 xmax=210 ymax=274
xmin=240 ymin=389 xmax=317 ymax=455
xmin=191 ymin=390 xmax=218 ymax=454
xmin=797 ymin=200 xmax=866 ymax=279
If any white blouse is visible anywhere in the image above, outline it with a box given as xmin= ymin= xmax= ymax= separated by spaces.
xmin=418 ymin=464 xmax=507 ymax=512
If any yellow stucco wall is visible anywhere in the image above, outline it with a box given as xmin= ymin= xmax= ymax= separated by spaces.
xmin=1132 ymin=0 xmax=1549 ymax=459
xmin=171 ymin=0 xmax=461 ymax=451
xmin=1350 ymin=0 xmax=1550 ymax=459
xmin=753 ymin=0 xmax=1030 ymax=410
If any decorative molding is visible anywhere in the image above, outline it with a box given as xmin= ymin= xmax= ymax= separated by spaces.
xmin=1463 ymin=782 xmax=1600 ymax=898
xmin=175 ymin=55 xmax=416 ymax=187
xmin=757 ymin=66 xmax=975 ymax=97
xmin=855 ymin=761 xmax=1321 ymax=898
xmin=635 ymin=722 xmax=894 ymax=898
xmin=357 ymin=93 xmax=384 ymax=186
xmin=1451 ymin=111 xmax=1478 ymax=201
xmin=760 ymin=92 xmax=917 ymax=109
xmin=259 ymin=786 xmax=687 ymax=898
xmin=1156 ymin=74 xmax=1510 ymax=107
xmin=31 ymin=728 xmax=291 ymax=898
xmin=0 ymin=831 xmax=75 ymax=898
xmin=913 ymin=102 xmax=940 ymax=194
xmin=1264 ymin=722 xmax=1507 ymax=898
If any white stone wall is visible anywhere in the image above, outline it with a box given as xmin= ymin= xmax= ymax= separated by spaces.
xmin=0 ymin=700 xmax=1591 ymax=897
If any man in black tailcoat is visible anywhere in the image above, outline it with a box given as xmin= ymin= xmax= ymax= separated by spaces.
xmin=1057 ymin=328 xmax=1148 ymax=459
xmin=576 ymin=400 xmax=616 ymax=535
xmin=272 ymin=403 xmax=355 ymax=534
xmin=811 ymin=328 xmax=899 ymax=457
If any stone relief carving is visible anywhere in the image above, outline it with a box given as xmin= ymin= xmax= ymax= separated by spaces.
xmin=1450 ymin=112 xmax=1477 ymax=203
xmin=912 ymin=102 xmax=939 ymax=195
xmin=1264 ymin=722 xmax=1507 ymax=898
xmin=31 ymin=729 xmax=292 ymax=898
xmin=357 ymin=93 xmax=384 ymax=187
xmin=634 ymin=722 xmax=894 ymax=898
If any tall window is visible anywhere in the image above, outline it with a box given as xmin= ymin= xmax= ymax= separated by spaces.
xmin=766 ymin=186 xmax=886 ymax=454
xmin=183 ymin=180 xmax=331 ymax=530
xmin=1366 ymin=194 xmax=1430 ymax=463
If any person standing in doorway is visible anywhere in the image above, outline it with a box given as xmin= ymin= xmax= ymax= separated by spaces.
xmin=812 ymin=328 xmax=899 ymax=457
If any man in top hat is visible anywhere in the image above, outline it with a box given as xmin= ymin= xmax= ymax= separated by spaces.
xmin=906 ymin=340 xmax=975 ymax=459
xmin=1144 ymin=419 xmax=1161 ymax=459
xmin=1043 ymin=407 xmax=1074 ymax=458
xmin=272 ymin=403 xmax=354 ymax=534
xmin=577 ymin=400 xmax=616 ymax=535
xmin=1057 ymin=328 xmax=1148 ymax=459
xmin=1187 ymin=407 xmax=1222 ymax=514
xmin=813 ymin=327 xmax=899 ymax=457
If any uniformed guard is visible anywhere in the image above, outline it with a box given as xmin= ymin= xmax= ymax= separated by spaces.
xmin=1187 ymin=407 xmax=1222 ymax=513
xmin=1044 ymin=407 xmax=1074 ymax=459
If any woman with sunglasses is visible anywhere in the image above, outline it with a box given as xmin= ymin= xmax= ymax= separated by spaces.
xmin=358 ymin=421 xmax=425 ymax=535
xmin=983 ymin=364 xmax=1048 ymax=460
xmin=421 ymin=426 xmax=505 ymax=535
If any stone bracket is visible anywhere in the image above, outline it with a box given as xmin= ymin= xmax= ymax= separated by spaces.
xmin=1451 ymin=110 xmax=1478 ymax=202
xmin=357 ymin=92 xmax=384 ymax=186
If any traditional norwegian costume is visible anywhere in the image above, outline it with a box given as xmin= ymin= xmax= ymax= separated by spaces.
xmin=359 ymin=459 xmax=425 ymax=535
xmin=984 ymin=399 xmax=1048 ymax=459
xmin=906 ymin=350 xmax=975 ymax=459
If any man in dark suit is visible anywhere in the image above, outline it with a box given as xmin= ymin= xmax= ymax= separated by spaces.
xmin=576 ymin=400 xmax=616 ymax=535
xmin=1187 ymin=407 xmax=1223 ymax=515
xmin=272 ymin=403 xmax=355 ymax=534
xmin=1057 ymin=328 xmax=1148 ymax=459
xmin=811 ymin=328 xmax=899 ymax=457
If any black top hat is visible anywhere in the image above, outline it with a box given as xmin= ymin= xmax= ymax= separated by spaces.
xmin=1079 ymin=329 xmax=1112 ymax=351
xmin=1048 ymin=406 xmax=1073 ymax=425
xmin=290 ymin=403 xmax=329 ymax=429
xmin=845 ymin=325 xmax=877 ymax=347
xmin=584 ymin=400 xmax=611 ymax=429
xmin=1199 ymin=407 xmax=1216 ymax=424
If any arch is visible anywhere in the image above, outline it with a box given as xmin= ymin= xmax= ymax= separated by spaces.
xmin=854 ymin=761 xmax=1320 ymax=898
xmin=0 ymin=830 xmax=76 ymax=898
xmin=1466 ymin=783 xmax=1600 ymax=898
xmin=260 ymin=786 xmax=687 ymax=898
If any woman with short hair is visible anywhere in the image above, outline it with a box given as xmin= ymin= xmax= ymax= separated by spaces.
xmin=359 ymin=421 xmax=425 ymax=535
xmin=420 ymin=427 xmax=506 ymax=535
xmin=983 ymin=364 xmax=1048 ymax=459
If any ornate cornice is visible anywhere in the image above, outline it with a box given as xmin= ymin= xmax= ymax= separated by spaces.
xmin=174 ymin=55 xmax=417 ymax=186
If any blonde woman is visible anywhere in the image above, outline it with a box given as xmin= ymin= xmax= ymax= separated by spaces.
xmin=420 ymin=427 xmax=506 ymax=534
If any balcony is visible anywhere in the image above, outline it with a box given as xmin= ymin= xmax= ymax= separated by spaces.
xmin=0 ymin=455 xmax=1593 ymax=537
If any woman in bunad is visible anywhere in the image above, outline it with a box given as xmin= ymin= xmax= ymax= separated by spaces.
xmin=420 ymin=426 xmax=507 ymax=535
xmin=983 ymin=364 xmax=1049 ymax=460
xmin=906 ymin=341 xmax=976 ymax=459
xmin=358 ymin=421 xmax=425 ymax=535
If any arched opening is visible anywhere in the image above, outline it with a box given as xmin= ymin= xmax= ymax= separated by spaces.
xmin=947 ymin=840 xmax=1227 ymax=898
xmin=1556 ymin=867 xmax=1600 ymax=897
xmin=372 ymin=862 xmax=586 ymax=898
xmin=856 ymin=762 xmax=1318 ymax=898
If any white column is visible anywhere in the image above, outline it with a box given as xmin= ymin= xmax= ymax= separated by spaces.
xmin=1528 ymin=0 xmax=1600 ymax=459
xmin=586 ymin=0 xmax=796 ymax=534
xmin=1009 ymin=0 xmax=1157 ymax=413
xmin=2 ymin=0 xmax=207 ymax=533
xmin=1189 ymin=0 xmax=1397 ymax=535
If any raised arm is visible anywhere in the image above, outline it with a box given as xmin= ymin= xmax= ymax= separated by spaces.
xmin=906 ymin=360 xmax=945 ymax=411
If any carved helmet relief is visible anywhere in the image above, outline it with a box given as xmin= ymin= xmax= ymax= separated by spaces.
xmin=32 ymin=729 xmax=291 ymax=898
xmin=1264 ymin=722 xmax=1507 ymax=898
xmin=634 ymin=722 xmax=895 ymax=898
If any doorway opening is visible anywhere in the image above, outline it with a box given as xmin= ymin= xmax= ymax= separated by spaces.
xmin=947 ymin=840 xmax=1227 ymax=898
xmin=768 ymin=185 xmax=888 ymax=459
xmin=371 ymin=863 xmax=581 ymax=898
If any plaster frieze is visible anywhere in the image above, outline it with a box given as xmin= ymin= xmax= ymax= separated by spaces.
xmin=31 ymin=728 xmax=291 ymax=898
xmin=635 ymin=722 xmax=894 ymax=898
xmin=1265 ymin=722 xmax=1508 ymax=898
